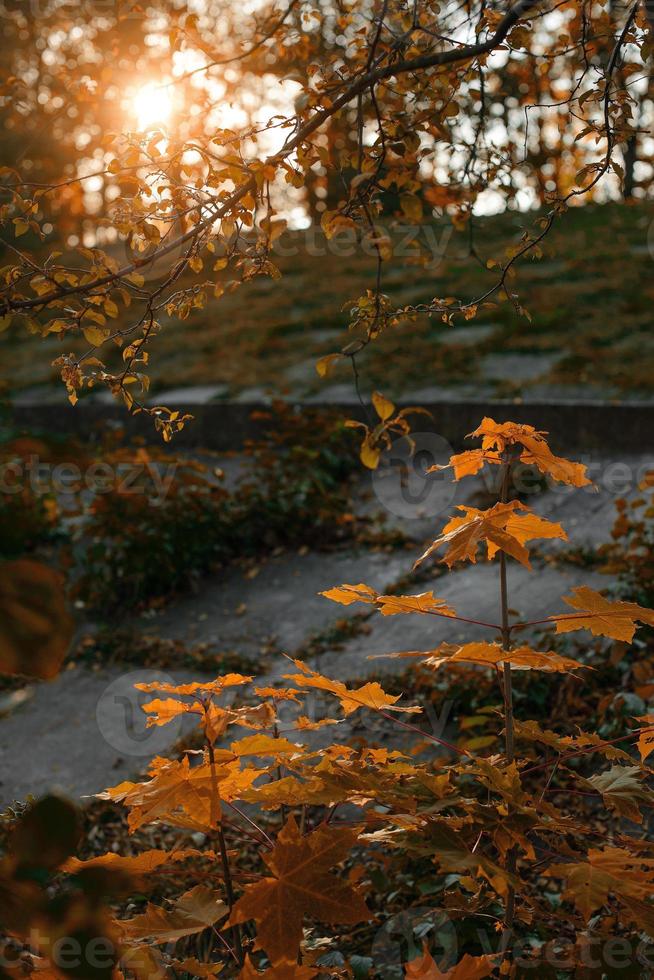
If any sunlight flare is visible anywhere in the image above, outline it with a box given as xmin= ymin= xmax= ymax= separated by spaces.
xmin=131 ymin=82 xmax=174 ymax=131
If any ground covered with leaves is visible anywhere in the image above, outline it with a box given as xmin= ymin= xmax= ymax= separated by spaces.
xmin=4 ymin=418 xmax=654 ymax=979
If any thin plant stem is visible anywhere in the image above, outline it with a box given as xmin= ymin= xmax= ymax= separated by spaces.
xmin=376 ymin=707 xmax=471 ymax=757
xmin=498 ymin=457 xmax=517 ymax=940
xmin=204 ymin=713 xmax=244 ymax=966
xmin=224 ymin=800 xmax=275 ymax=848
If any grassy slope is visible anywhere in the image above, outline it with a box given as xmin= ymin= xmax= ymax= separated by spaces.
xmin=2 ymin=200 xmax=653 ymax=400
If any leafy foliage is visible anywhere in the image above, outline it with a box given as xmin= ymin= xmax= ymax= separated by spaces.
xmin=2 ymin=0 xmax=654 ymax=971
xmin=4 ymin=419 xmax=654 ymax=978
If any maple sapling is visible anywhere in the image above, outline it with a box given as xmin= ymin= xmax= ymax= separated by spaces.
xmin=6 ymin=420 xmax=654 ymax=975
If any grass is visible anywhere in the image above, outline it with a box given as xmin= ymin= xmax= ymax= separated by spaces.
xmin=2 ymin=200 xmax=654 ymax=400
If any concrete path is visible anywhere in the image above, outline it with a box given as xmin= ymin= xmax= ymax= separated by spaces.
xmin=0 ymin=665 xmax=200 ymax=806
xmin=0 ymin=452 xmax=650 ymax=806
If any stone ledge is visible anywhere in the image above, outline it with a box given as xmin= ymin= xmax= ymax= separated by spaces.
xmin=6 ymin=398 xmax=653 ymax=452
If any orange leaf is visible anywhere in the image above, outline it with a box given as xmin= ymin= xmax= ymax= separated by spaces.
xmin=467 ymin=417 xmax=591 ymax=487
xmin=99 ymin=754 xmax=262 ymax=831
xmin=134 ymin=674 xmax=252 ymax=695
xmin=283 ymin=658 xmax=419 ymax=716
xmin=63 ymin=847 xmax=215 ymax=876
xmin=230 ymin=815 xmax=369 ymax=962
xmin=117 ymin=885 xmax=227 ymax=942
xmin=406 ymin=946 xmax=494 ymax=980
xmin=0 ymin=560 xmax=73 ymax=680
xmin=442 ymin=641 xmax=584 ymax=673
xmin=142 ymin=698 xmax=201 ymax=727
xmin=551 ymin=587 xmax=654 ymax=642
xmin=320 ymin=583 xmax=378 ymax=606
xmin=321 ymin=583 xmax=456 ymax=617
xmin=415 ymin=501 xmax=566 ymax=569
xmin=230 ymin=733 xmax=299 ymax=757
xmin=544 ymin=847 xmax=654 ymax=921
xmin=636 ymin=716 xmax=654 ymax=762
xmin=376 ymin=592 xmax=457 ymax=617
xmin=433 ymin=419 xmax=590 ymax=487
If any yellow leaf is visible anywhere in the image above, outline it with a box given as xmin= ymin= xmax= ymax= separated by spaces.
xmin=372 ymin=390 xmax=395 ymax=421
xmin=83 ymin=326 xmax=108 ymax=346
xmin=13 ymin=219 xmax=29 ymax=237
xmin=84 ymin=308 xmax=106 ymax=327
xmin=315 ymin=353 xmax=343 ymax=378
xmin=320 ymin=582 xmax=378 ymax=605
xmin=360 ymin=435 xmax=381 ymax=470
xmin=400 ymin=194 xmax=423 ymax=222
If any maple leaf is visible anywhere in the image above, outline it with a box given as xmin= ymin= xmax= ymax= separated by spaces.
xmin=405 ymin=945 xmax=494 ymax=980
xmin=415 ymin=501 xmax=566 ymax=569
xmin=436 ymin=447 xmax=494 ymax=481
xmin=423 ymin=641 xmax=585 ymax=673
xmin=283 ymin=658 xmax=419 ymax=715
xmin=584 ymin=765 xmax=654 ymax=823
xmin=431 ymin=417 xmax=590 ymax=487
xmin=420 ymin=823 xmax=515 ymax=896
xmin=116 ymin=885 xmax=227 ymax=942
xmin=320 ymin=582 xmax=377 ymax=605
xmin=636 ymin=716 xmax=654 ymax=762
xmin=551 ymin=586 xmax=654 ymax=642
xmin=374 ymin=643 xmax=584 ymax=673
xmin=99 ymin=754 xmax=262 ymax=831
xmin=229 ymin=702 xmax=278 ymax=730
xmin=545 ymin=847 xmax=654 ymax=920
xmin=254 ymin=686 xmax=301 ymax=703
xmin=293 ymin=715 xmax=341 ymax=731
xmin=241 ymin=775 xmax=340 ymax=809
xmin=230 ymin=733 xmax=299 ymax=757
xmin=141 ymin=697 xmax=201 ymax=728
xmin=321 ymin=584 xmax=456 ymax=617
xmin=375 ymin=592 xmax=457 ymax=617
xmin=230 ymin=815 xmax=369 ymax=962
xmin=474 ymin=417 xmax=591 ymax=487
xmin=134 ymin=674 xmax=252 ymax=695
xmin=514 ymin=720 xmax=632 ymax=762
xmin=62 ymin=847 xmax=215 ymax=876
xmin=518 ymin=431 xmax=591 ymax=487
